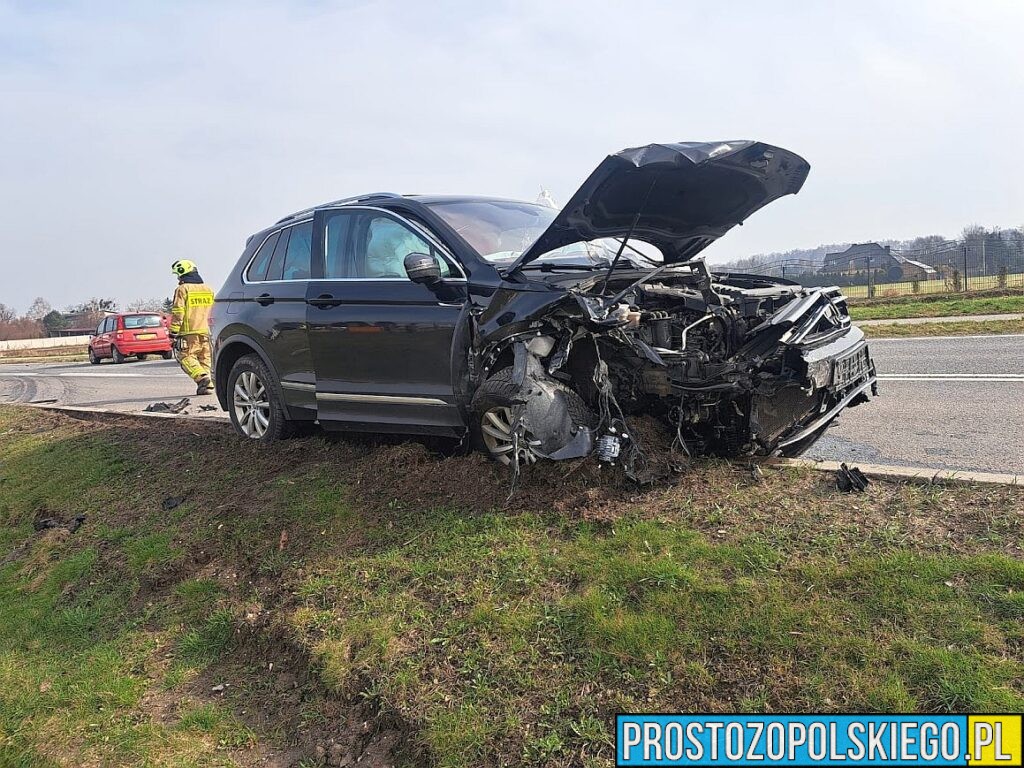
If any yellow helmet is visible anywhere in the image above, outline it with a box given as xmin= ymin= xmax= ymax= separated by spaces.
xmin=172 ymin=259 xmax=198 ymax=277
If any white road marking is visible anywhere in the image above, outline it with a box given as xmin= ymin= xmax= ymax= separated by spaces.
xmin=868 ymin=333 xmax=1024 ymax=342
xmin=878 ymin=375 xmax=1024 ymax=382
xmin=877 ymin=373 xmax=1024 ymax=379
xmin=0 ymin=371 xmax=180 ymax=378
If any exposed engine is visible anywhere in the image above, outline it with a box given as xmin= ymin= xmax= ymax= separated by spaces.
xmin=474 ymin=260 xmax=876 ymax=478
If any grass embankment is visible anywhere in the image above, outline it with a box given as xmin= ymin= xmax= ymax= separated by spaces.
xmin=861 ymin=318 xmax=1024 ymax=338
xmin=848 ymin=291 xmax=1024 ymax=321
xmin=1 ymin=408 xmax=1022 ymax=767
xmin=0 ymin=346 xmax=88 ymax=364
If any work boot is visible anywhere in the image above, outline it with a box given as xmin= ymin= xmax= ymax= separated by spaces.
xmin=196 ymin=376 xmax=214 ymax=396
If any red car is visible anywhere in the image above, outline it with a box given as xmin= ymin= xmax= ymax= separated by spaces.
xmin=89 ymin=313 xmax=174 ymax=364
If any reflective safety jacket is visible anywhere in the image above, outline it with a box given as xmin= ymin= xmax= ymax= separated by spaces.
xmin=170 ymin=282 xmax=215 ymax=336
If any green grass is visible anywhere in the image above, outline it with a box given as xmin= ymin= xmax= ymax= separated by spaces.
xmin=849 ymin=292 xmax=1024 ymax=321
xmin=1 ymin=407 xmax=1022 ymax=767
xmin=861 ymin=318 xmax=1024 ymax=338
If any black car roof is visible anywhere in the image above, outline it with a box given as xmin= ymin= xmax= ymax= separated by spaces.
xmin=274 ymin=193 xmax=541 ymax=224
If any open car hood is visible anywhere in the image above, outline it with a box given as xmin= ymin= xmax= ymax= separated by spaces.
xmin=506 ymin=140 xmax=810 ymax=272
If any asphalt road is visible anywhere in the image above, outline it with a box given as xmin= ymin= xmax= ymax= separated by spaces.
xmin=807 ymin=333 xmax=1024 ymax=473
xmin=1 ymin=334 xmax=1022 ymax=473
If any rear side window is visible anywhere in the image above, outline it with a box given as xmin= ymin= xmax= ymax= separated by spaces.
xmin=103 ymin=317 xmax=115 ymax=333
xmin=282 ymin=221 xmax=313 ymax=280
xmin=246 ymin=231 xmax=280 ymax=282
xmin=265 ymin=221 xmax=312 ymax=281
xmin=266 ymin=229 xmax=290 ymax=281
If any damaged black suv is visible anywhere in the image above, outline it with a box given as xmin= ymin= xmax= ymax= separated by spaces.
xmin=210 ymin=141 xmax=876 ymax=472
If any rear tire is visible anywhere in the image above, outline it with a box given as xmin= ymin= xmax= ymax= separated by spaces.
xmin=471 ymin=367 xmax=594 ymax=465
xmin=88 ymin=348 xmax=100 ymax=365
xmin=161 ymin=350 xmax=173 ymax=360
xmin=111 ymin=346 xmax=125 ymax=364
xmin=226 ymin=354 xmax=294 ymax=442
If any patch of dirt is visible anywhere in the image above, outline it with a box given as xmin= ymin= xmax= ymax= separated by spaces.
xmin=140 ymin=619 xmax=413 ymax=768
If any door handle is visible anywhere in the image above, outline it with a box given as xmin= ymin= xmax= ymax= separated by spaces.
xmin=309 ymin=294 xmax=343 ymax=308
xmin=255 ymin=293 xmax=275 ymax=306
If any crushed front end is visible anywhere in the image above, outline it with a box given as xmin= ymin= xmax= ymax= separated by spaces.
xmin=473 ymin=260 xmax=877 ymax=473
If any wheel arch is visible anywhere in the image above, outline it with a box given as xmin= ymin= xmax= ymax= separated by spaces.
xmin=214 ymin=334 xmax=280 ymax=410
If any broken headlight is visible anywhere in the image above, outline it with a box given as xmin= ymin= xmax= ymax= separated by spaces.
xmin=805 ymin=358 xmax=833 ymax=390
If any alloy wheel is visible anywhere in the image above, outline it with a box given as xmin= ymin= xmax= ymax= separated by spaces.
xmin=480 ymin=406 xmax=542 ymax=465
xmin=232 ymin=370 xmax=271 ymax=439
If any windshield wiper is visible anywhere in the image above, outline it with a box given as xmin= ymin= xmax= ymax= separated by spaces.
xmin=518 ymin=263 xmax=605 ymax=272
xmin=517 ymin=259 xmax=650 ymax=273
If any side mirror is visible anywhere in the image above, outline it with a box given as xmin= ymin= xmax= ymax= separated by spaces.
xmin=404 ymin=252 xmax=441 ymax=285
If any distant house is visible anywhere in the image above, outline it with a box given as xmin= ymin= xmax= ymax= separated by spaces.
xmin=822 ymin=243 xmax=894 ymax=275
xmin=52 ymin=310 xmax=117 ymax=337
xmin=822 ymin=243 xmax=937 ymax=281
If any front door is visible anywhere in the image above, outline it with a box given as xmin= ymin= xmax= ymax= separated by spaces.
xmin=306 ymin=207 xmax=467 ymax=432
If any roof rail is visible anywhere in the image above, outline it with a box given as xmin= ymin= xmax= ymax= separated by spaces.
xmin=275 ymin=192 xmax=402 ymax=224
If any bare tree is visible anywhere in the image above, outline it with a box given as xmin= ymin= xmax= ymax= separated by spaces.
xmin=0 ymin=303 xmax=15 ymax=324
xmin=68 ymin=297 xmax=118 ymax=314
xmin=25 ymin=297 xmax=52 ymax=320
xmin=126 ymin=298 xmax=166 ymax=313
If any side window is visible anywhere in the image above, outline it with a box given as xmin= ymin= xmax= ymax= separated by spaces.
xmin=246 ymin=231 xmax=280 ymax=282
xmin=282 ymin=221 xmax=313 ymax=280
xmin=96 ymin=320 xmax=105 ymax=335
xmin=103 ymin=317 xmax=114 ymax=333
xmin=266 ymin=228 xmax=290 ymax=281
xmin=324 ymin=211 xmax=356 ymax=279
xmin=351 ymin=213 xmax=451 ymax=279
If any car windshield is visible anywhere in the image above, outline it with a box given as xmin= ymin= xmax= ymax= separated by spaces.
xmin=426 ymin=200 xmax=661 ymax=268
xmin=123 ymin=314 xmax=162 ymax=329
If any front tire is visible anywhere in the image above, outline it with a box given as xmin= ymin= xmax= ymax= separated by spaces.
xmin=88 ymin=348 xmax=100 ymax=365
xmin=137 ymin=353 xmax=148 ymax=360
xmin=226 ymin=354 xmax=294 ymax=442
xmin=471 ymin=368 xmax=594 ymax=465
xmin=111 ymin=346 xmax=125 ymax=364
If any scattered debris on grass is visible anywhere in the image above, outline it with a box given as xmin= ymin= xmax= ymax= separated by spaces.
xmin=836 ymin=462 xmax=870 ymax=492
xmin=146 ymin=397 xmax=191 ymax=414
xmin=161 ymin=494 xmax=188 ymax=511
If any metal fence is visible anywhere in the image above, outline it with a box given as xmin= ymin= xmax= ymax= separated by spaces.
xmin=742 ymin=240 xmax=1024 ymax=299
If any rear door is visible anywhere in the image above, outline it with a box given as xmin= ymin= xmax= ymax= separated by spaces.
xmin=305 ymin=207 xmax=467 ymax=431
xmin=241 ymin=220 xmax=316 ymax=411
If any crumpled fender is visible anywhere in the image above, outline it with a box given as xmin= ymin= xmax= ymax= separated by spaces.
xmin=509 ymin=340 xmax=594 ymax=460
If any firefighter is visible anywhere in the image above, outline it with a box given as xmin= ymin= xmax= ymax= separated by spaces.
xmin=169 ymin=260 xmax=215 ymax=395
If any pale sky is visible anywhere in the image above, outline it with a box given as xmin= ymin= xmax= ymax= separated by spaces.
xmin=2 ymin=0 xmax=1023 ymax=313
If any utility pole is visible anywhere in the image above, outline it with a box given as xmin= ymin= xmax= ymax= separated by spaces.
xmin=866 ymin=255 xmax=873 ymax=298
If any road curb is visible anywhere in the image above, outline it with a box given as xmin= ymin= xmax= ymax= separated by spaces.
xmin=764 ymin=457 xmax=1021 ymax=487
xmin=20 ymin=402 xmax=228 ymax=424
